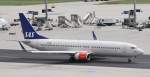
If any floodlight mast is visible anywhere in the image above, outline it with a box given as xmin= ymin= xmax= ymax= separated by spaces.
xmin=44 ymin=0 xmax=48 ymax=20
xmin=44 ymin=0 xmax=53 ymax=30
xmin=133 ymin=0 xmax=137 ymax=27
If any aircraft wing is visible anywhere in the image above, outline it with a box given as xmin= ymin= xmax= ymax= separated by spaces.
xmin=28 ymin=51 xmax=85 ymax=55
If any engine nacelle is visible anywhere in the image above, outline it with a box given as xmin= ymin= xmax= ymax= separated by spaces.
xmin=74 ymin=51 xmax=91 ymax=61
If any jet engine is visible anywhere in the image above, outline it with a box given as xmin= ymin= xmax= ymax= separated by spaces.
xmin=74 ymin=51 xmax=91 ymax=61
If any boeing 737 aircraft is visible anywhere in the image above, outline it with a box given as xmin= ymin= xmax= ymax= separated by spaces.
xmin=19 ymin=13 xmax=144 ymax=63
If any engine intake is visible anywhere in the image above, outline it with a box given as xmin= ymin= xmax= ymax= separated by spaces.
xmin=74 ymin=51 xmax=91 ymax=61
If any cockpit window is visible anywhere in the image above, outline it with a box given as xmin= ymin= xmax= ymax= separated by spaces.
xmin=131 ymin=47 xmax=136 ymax=49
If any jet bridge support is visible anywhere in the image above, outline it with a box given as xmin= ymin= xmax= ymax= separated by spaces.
xmin=71 ymin=14 xmax=82 ymax=28
xmin=58 ymin=16 xmax=70 ymax=28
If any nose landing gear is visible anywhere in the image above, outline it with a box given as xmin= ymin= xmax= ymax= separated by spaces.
xmin=128 ymin=57 xmax=136 ymax=63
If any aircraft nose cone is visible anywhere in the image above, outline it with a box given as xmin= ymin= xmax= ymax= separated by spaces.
xmin=137 ymin=48 xmax=144 ymax=55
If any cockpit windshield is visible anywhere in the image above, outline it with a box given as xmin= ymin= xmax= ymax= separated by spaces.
xmin=131 ymin=47 xmax=136 ymax=49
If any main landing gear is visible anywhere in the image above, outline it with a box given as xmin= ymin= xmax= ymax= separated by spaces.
xmin=128 ymin=58 xmax=132 ymax=63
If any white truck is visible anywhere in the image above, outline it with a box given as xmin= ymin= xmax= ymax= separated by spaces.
xmin=0 ymin=18 xmax=10 ymax=30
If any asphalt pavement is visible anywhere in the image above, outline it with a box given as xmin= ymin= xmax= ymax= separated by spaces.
xmin=0 ymin=49 xmax=150 ymax=69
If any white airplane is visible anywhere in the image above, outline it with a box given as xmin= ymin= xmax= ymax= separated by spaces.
xmin=19 ymin=13 xmax=144 ymax=63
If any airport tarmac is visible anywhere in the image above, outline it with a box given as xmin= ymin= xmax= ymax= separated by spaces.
xmin=0 ymin=49 xmax=150 ymax=77
xmin=0 ymin=49 xmax=150 ymax=69
xmin=0 ymin=1 xmax=150 ymax=77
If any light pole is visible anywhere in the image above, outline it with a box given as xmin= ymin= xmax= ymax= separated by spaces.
xmin=133 ymin=0 xmax=137 ymax=27
xmin=44 ymin=0 xmax=48 ymax=20
xmin=44 ymin=0 xmax=53 ymax=30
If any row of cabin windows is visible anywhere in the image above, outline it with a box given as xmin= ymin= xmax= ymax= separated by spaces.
xmin=41 ymin=44 xmax=120 ymax=50
xmin=47 ymin=44 xmax=89 ymax=48
xmin=92 ymin=46 xmax=120 ymax=50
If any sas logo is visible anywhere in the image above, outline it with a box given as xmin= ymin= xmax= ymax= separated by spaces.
xmin=25 ymin=32 xmax=35 ymax=38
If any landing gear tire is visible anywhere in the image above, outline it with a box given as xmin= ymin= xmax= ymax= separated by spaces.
xmin=128 ymin=58 xmax=132 ymax=63
xmin=87 ymin=55 xmax=92 ymax=62
xmin=69 ymin=56 xmax=76 ymax=62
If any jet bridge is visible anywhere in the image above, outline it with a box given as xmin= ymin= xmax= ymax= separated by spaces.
xmin=83 ymin=12 xmax=97 ymax=25
xmin=71 ymin=14 xmax=82 ymax=28
xmin=58 ymin=16 xmax=71 ymax=28
xmin=58 ymin=15 xmax=82 ymax=28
